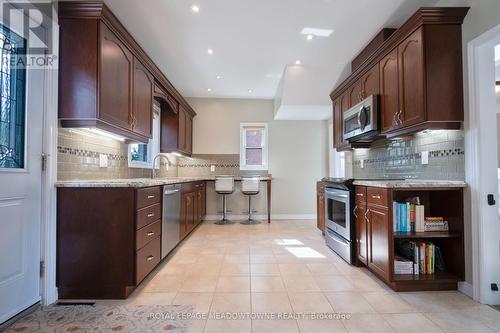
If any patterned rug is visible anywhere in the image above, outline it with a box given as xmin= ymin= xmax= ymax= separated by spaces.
xmin=3 ymin=304 xmax=194 ymax=333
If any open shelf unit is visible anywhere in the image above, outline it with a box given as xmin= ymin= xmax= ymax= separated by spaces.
xmin=390 ymin=188 xmax=464 ymax=291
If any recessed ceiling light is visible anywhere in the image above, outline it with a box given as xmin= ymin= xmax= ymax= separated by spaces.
xmin=207 ymin=48 xmax=213 ymax=55
xmin=191 ymin=5 xmax=200 ymax=13
xmin=248 ymin=89 xmax=253 ymax=93
xmin=216 ymin=75 xmax=222 ymax=79
xmin=306 ymin=34 xmax=314 ymax=40
xmin=295 ymin=60 xmax=301 ymax=65
xmin=301 ymin=27 xmax=334 ymax=37
xmin=207 ymin=88 xmax=212 ymax=92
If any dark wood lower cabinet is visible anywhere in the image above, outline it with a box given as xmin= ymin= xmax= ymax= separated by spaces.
xmin=354 ymin=203 xmax=367 ymax=266
xmin=366 ymin=206 xmax=390 ymax=282
xmin=354 ymin=185 xmax=465 ymax=292
xmin=57 ymin=181 xmax=207 ymax=299
xmin=316 ymin=182 xmax=325 ymax=233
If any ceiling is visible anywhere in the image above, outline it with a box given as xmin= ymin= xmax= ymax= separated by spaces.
xmin=103 ymin=0 xmax=438 ymax=119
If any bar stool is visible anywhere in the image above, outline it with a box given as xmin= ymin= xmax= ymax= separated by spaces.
xmin=215 ymin=175 xmax=235 ymax=225
xmin=240 ymin=176 xmax=261 ymax=225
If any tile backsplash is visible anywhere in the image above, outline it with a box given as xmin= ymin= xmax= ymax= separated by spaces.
xmin=352 ymin=129 xmax=465 ymax=180
xmin=57 ymin=128 xmax=267 ymax=180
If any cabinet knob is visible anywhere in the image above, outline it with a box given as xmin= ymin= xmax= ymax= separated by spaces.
xmin=371 ymin=195 xmax=381 ymax=199
xmin=146 ymin=231 xmax=155 ymax=236
xmin=147 ymin=213 xmax=155 ymax=217
xmin=147 ymin=195 xmax=155 ymax=199
xmin=147 ymin=255 xmax=155 ymax=261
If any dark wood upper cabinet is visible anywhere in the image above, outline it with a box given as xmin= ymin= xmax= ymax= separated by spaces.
xmin=185 ymin=114 xmax=193 ymax=154
xmin=99 ymin=23 xmax=133 ymax=131
xmin=398 ymin=28 xmax=425 ymax=128
xmin=348 ymin=81 xmax=362 ymax=107
xmin=178 ymin=108 xmax=186 ymax=152
xmin=330 ymin=7 xmax=469 ymax=148
xmin=361 ymin=63 xmax=379 ymax=99
xmin=332 ymin=98 xmax=342 ymax=148
xmin=132 ymin=58 xmax=154 ymax=138
xmin=379 ymin=48 xmax=400 ymax=133
xmin=58 ymin=1 xmax=196 ymax=143
xmin=160 ymin=102 xmax=194 ymax=156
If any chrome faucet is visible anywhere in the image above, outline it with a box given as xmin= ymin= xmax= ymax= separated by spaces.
xmin=152 ymin=153 xmax=171 ymax=179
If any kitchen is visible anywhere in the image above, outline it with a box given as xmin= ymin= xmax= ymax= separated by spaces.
xmin=2 ymin=0 xmax=500 ymax=332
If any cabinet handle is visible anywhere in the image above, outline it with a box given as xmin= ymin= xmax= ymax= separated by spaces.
xmin=356 ymin=193 xmax=363 ymax=197
xmin=364 ymin=209 xmax=370 ymax=223
xmin=353 ymin=205 xmax=358 ymax=218
xmin=397 ymin=110 xmax=403 ymax=125
xmin=147 ymin=195 xmax=155 ymax=199
xmin=147 ymin=255 xmax=155 ymax=261
xmin=147 ymin=213 xmax=155 ymax=217
xmin=371 ymin=195 xmax=381 ymax=199
xmin=146 ymin=231 xmax=155 ymax=236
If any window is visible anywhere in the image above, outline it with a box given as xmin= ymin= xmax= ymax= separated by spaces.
xmin=0 ymin=25 xmax=26 ymax=169
xmin=240 ymin=123 xmax=268 ymax=170
xmin=128 ymin=102 xmax=161 ymax=168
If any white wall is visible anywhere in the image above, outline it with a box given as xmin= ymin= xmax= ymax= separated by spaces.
xmin=187 ymin=97 xmax=329 ymax=216
xmin=437 ymin=0 xmax=500 ymax=286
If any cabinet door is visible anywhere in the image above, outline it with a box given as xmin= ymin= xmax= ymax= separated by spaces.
xmin=186 ymin=192 xmax=195 ymax=232
xmin=185 ymin=114 xmax=193 ymax=154
xmin=361 ymin=64 xmax=379 ymax=98
xmin=180 ymin=192 xmax=189 ymax=239
xmin=178 ymin=108 xmax=186 ymax=152
xmin=379 ymin=48 xmax=399 ymax=133
xmin=355 ymin=204 xmax=368 ymax=265
xmin=99 ymin=23 xmax=133 ymax=130
xmin=196 ymin=190 xmax=202 ymax=224
xmin=332 ymin=98 xmax=342 ymax=149
xmin=398 ymin=28 xmax=425 ymax=127
xmin=367 ymin=206 xmax=390 ymax=282
xmin=316 ymin=191 xmax=325 ymax=232
xmin=348 ymin=80 xmax=362 ymax=107
xmin=132 ymin=58 xmax=153 ymax=138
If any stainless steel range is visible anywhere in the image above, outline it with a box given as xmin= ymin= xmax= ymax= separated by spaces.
xmin=322 ymin=178 xmax=355 ymax=264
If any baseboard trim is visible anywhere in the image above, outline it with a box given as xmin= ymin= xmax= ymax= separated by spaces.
xmin=458 ymin=281 xmax=473 ymax=298
xmin=205 ymin=214 xmax=316 ymax=221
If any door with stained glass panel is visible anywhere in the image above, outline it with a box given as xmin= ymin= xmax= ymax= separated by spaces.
xmin=0 ymin=11 xmax=44 ymax=324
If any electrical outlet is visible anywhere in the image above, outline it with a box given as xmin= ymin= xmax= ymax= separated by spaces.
xmin=421 ymin=151 xmax=429 ymax=165
xmin=210 ymin=165 xmax=215 ymax=172
xmin=99 ymin=154 xmax=108 ymax=168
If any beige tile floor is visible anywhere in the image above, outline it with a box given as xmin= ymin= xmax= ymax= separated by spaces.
xmin=120 ymin=220 xmax=500 ymax=332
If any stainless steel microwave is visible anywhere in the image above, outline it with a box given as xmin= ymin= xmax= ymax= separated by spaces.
xmin=343 ymin=95 xmax=379 ymax=141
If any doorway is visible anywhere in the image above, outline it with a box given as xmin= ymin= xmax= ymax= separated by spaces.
xmin=468 ymin=25 xmax=500 ymax=305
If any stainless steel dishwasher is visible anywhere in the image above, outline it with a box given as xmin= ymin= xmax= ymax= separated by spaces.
xmin=161 ymin=184 xmax=181 ymax=259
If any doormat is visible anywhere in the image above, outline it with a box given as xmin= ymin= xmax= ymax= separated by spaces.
xmin=3 ymin=304 xmax=194 ymax=333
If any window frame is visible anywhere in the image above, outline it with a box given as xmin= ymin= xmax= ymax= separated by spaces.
xmin=239 ymin=122 xmax=268 ymax=171
xmin=128 ymin=104 xmax=161 ymax=169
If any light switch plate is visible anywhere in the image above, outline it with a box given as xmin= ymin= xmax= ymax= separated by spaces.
xmin=421 ymin=151 xmax=429 ymax=165
xmin=210 ymin=165 xmax=215 ymax=172
xmin=99 ymin=154 xmax=108 ymax=168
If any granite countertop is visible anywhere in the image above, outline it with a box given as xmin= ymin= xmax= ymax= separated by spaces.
xmin=352 ymin=179 xmax=467 ymax=188
xmin=55 ymin=176 xmax=272 ymax=188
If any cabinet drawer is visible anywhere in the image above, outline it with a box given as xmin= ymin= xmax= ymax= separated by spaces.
xmin=136 ymin=219 xmax=161 ymax=250
xmin=136 ymin=237 xmax=160 ymax=283
xmin=367 ymin=187 xmax=388 ymax=207
xmin=136 ymin=187 xmax=161 ymax=210
xmin=136 ymin=203 xmax=161 ymax=229
xmin=355 ymin=186 xmax=367 ymax=203
xmin=181 ymin=181 xmax=204 ymax=193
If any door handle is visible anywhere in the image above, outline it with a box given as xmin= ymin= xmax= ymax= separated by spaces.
xmin=487 ymin=194 xmax=496 ymax=206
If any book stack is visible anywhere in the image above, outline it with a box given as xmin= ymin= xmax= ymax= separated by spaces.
xmin=394 ymin=256 xmax=414 ymax=274
xmin=394 ymin=240 xmax=446 ymax=275
xmin=424 ymin=217 xmax=449 ymax=232
xmin=393 ymin=202 xmax=424 ymax=233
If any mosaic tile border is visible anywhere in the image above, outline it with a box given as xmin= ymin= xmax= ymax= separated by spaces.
xmin=57 ymin=146 xmax=126 ymax=161
xmin=352 ymin=147 xmax=464 ymax=166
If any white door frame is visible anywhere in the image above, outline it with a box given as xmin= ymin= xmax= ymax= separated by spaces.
xmin=40 ymin=4 xmax=58 ymax=305
xmin=467 ymin=23 xmax=500 ymax=304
